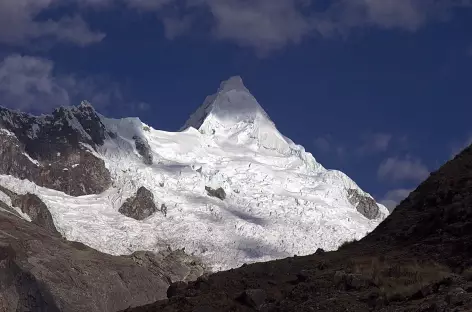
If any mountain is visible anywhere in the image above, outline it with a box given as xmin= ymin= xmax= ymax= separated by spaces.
xmin=126 ymin=140 xmax=472 ymax=312
xmin=0 ymin=76 xmax=387 ymax=275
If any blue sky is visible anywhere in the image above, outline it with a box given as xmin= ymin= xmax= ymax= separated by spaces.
xmin=0 ymin=0 xmax=471 ymax=210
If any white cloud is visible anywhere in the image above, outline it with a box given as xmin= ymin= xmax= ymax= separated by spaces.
xmin=136 ymin=102 xmax=151 ymax=111
xmin=357 ymin=133 xmax=392 ymax=155
xmin=0 ymin=54 xmax=70 ymax=111
xmin=201 ymin=0 xmax=312 ymax=54
xmin=125 ymin=0 xmax=173 ymax=10
xmin=379 ymin=188 xmax=412 ymax=211
xmin=0 ymin=54 xmax=139 ymax=113
xmin=36 ymin=15 xmax=106 ymax=47
xmin=0 ymin=0 xmax=470 ymax=53
xmin=329 ymin=0 xmax=432 ymax=31
xmin=378 ymin=156 xmax=429 ymax=182
xmin=314 ymin=136 xmax=331 ymax=153
xmin=313 ymin=135 xmax=349 ymax=161
xmin=0 ymin=0 xmax=105 ymax=47
xmin=153 ymin=0 xmax=472 ymax=53
xmin=162 ymin=15 xmax=195 ymax=39
xmin=315 ymin=132 xmax=392 ymax=158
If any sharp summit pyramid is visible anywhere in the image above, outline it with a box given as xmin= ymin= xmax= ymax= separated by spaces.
xmin=182 ymin=76 xmax=296 ymax=156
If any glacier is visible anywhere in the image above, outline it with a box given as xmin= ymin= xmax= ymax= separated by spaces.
xmin=0 ymin=76 xmax=388 ymax=271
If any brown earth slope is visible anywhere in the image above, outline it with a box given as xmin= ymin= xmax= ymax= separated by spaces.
xmin=0 ymin=209 xmax=205 ymax=312
xmin=126 ymin=146 xmax=472 ymax=311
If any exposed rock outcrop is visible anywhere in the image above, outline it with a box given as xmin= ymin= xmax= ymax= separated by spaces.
xmin=133 ymin=135 xmax=153 ymax=165
xmin=0 ymin=210 xmax=204 ymax=312
xmin=205 ymin=186 xmax=226 ymax=200
xmin=347 ymin=188 xmax=380 ymax=220
xmin=119 ymin=187 xmax=159 ymax=220
xmin=11 ymin=193 xmax=60 ymax=236
xmin=0 ymin=103 xmax=111 ymax=196
xmin=0 ymin=184 xmax=58 ymax=235
xmin=131 ymin=249 xmax=205 ymax=284
xmin=0 ymin=200 xmax=20 ymax=218
xmin=0 ymin=185 xmax=19 ymax=217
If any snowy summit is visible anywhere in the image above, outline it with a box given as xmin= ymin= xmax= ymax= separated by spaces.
xmin=0 ymin=76 xmax=388 ymax=271
xmin=182 ymin=76 xmax=294 ymax=156
xmin=183 ymin=75 xmax=266 ymax=129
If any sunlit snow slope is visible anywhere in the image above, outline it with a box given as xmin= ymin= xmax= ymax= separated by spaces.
xmin=0 ymin=76 xmax=388 ymax=271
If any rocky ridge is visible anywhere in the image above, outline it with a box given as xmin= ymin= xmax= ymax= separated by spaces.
xmin=0 ymin=102 xmax=111 ymax=196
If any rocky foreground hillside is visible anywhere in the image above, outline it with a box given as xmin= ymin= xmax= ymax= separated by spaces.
xmin=126 ymin=146 xmax=472 ymax=311
xmin=0 ymin=205 xmax=205 ymax=312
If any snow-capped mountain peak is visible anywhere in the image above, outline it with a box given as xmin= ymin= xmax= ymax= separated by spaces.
xmin=218 ymin=75 xmax=248 ymax=93
xmin=183 ymin=76 xmax=270 ymax=130
xmin=182 ymin=76 xmax=297 ymax=157
xmin=0 ymin=76 xmax=389 ymax=272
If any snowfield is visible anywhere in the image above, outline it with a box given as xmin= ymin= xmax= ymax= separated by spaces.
xmin=0 ymin=77 xmax=388 ymax=271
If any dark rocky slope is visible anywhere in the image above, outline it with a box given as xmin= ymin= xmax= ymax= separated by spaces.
xmin=0 ymin=209 xmax=205 ymax=312
xmin=10 ymin=193 xmax=60 ymax=236
xmin=133 ymin=135 xmax=153 ymax=165
xmin=0 ymin=103 xmax=111 ymax=196
xmin=126 ymin=146 xmax=472 ymax=311
xmin=0 ymin=184 xmax=60 ymax=236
